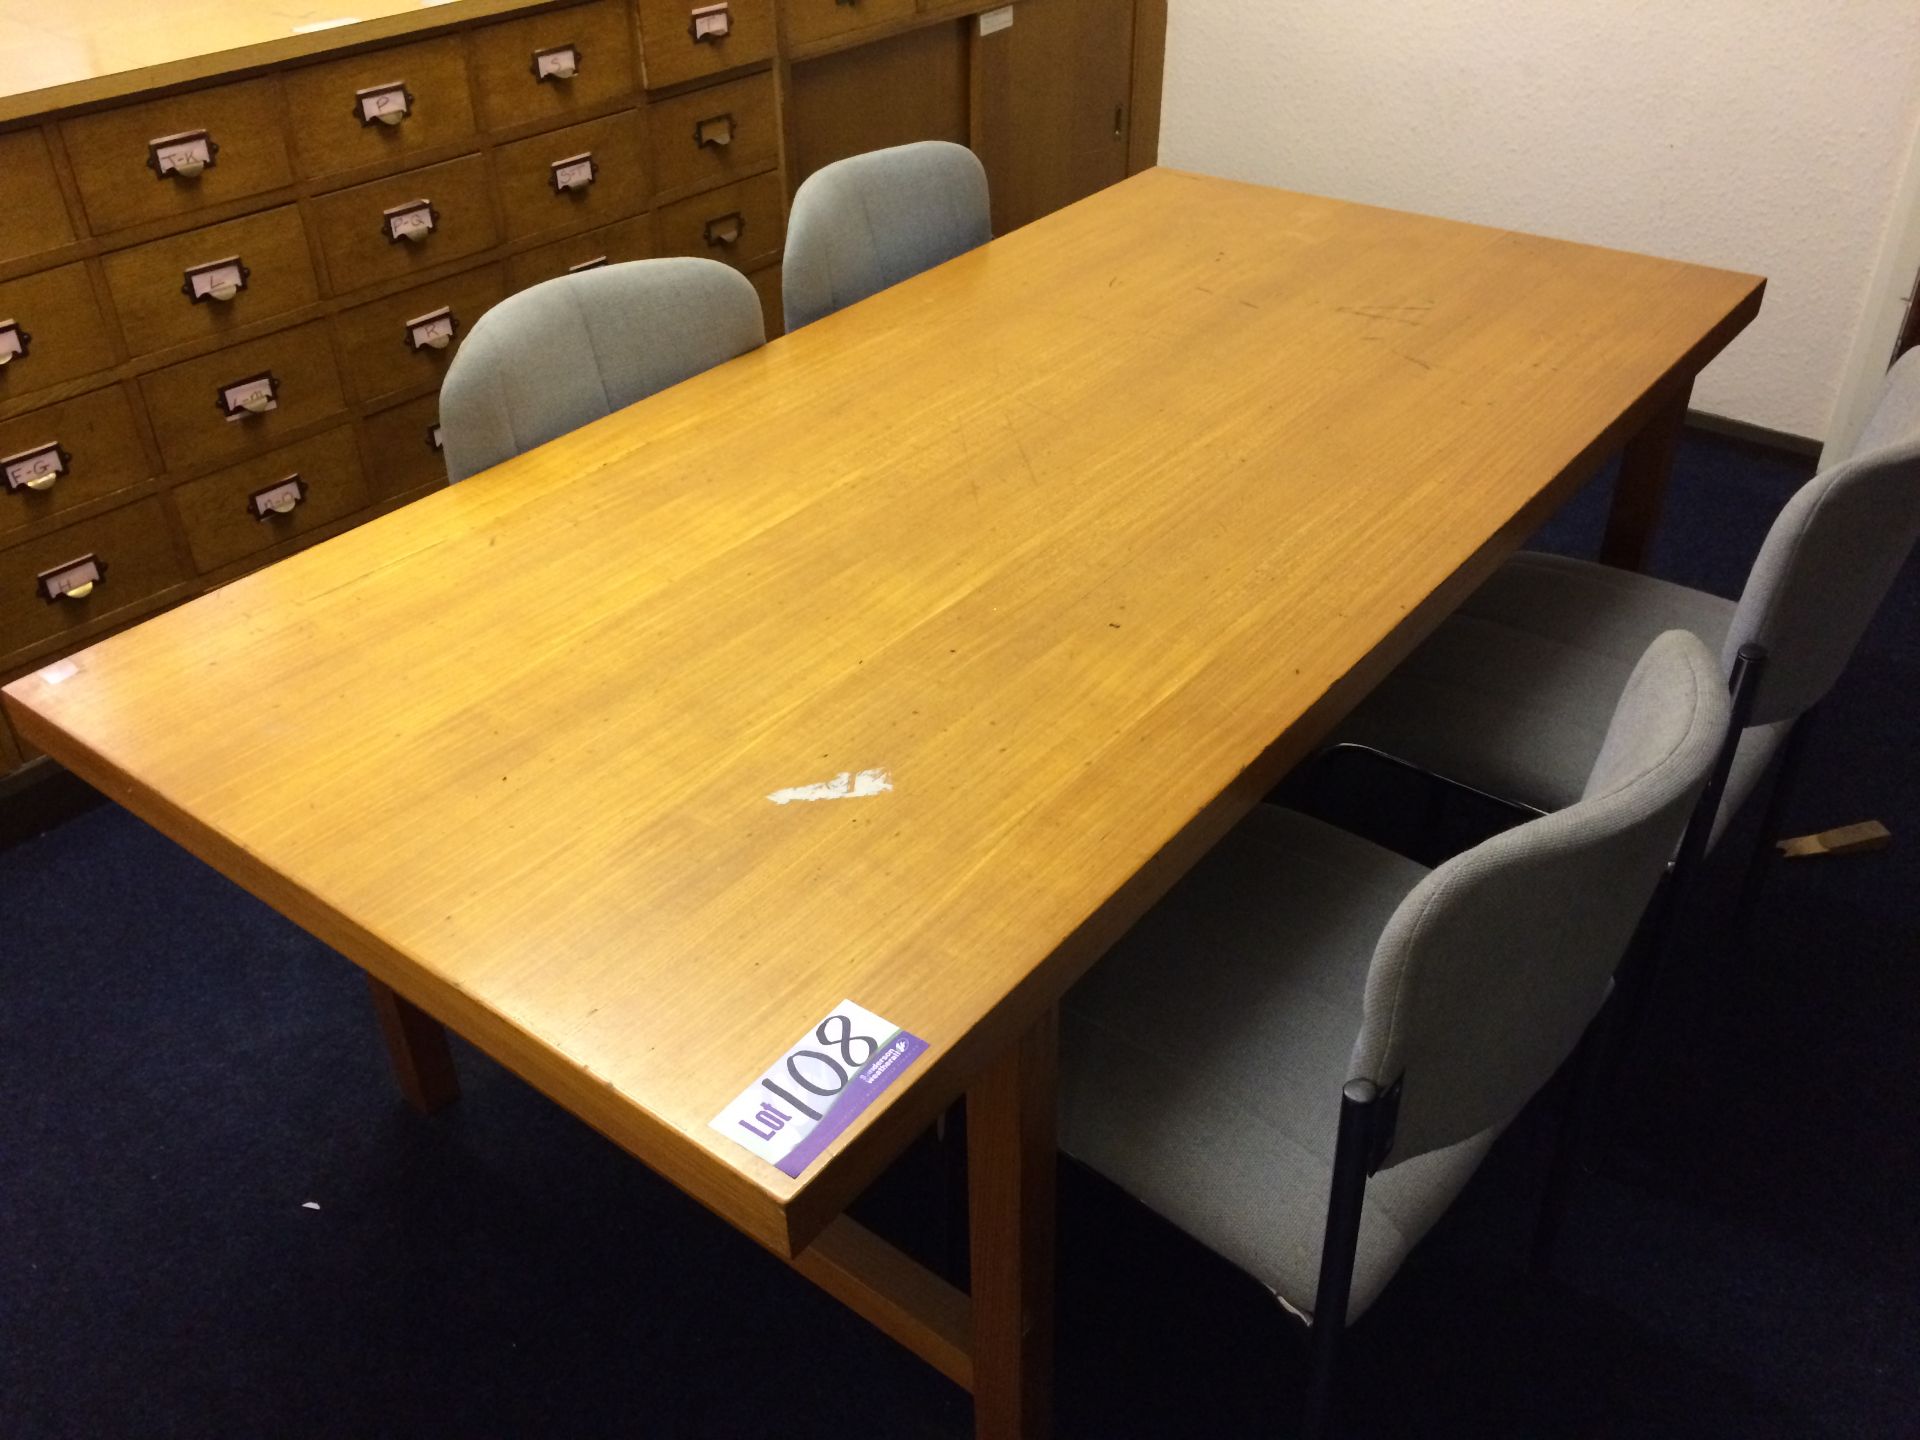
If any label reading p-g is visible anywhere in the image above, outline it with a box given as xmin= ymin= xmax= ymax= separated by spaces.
xmin=711 ymin=999 xmax=927 ymax=1178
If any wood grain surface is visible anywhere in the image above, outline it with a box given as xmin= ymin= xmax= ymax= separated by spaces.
xmin=4 ymin=170 xmax=1763 ymax=1257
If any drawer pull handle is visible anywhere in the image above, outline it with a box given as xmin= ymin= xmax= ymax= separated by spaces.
xmin=695 ymin=113 xmax=734 ymax=149
xmin=405 ymin=305 xmax=459 ymax=352
xmin=182 ymin=255 xmax=251 ymax=305
xmin=533 ymin=45 xmax=580 ymax=81
xmin=550 ymin=152 xmax=598 ymax=194
xmin=383 ymin=198 xmax=438 ymax=245
xmin=250 ymin=475 xmax=308 ymax=520
xmin=4 ymin=441 xmax=69 ymax=493
xmin=219 ymin=371 xmax=279 ymax=419
xmin=37 ymin=554 xmax=104 ymax=603
xmin=0 ymin=319 xmax=28 ymax=366
xmin=703 ymin=211 xmax=744 ymax=247
xmin=689 ymin=2 xmax=732 ymax=42
xmin=147 ymin=129 xmax=218 ymax=180
xmin=356 ymin=82 xmax=413 ymax=127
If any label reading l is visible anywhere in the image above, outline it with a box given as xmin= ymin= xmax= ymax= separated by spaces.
xmin=711 ymin=999 xmax=927 ymax=1178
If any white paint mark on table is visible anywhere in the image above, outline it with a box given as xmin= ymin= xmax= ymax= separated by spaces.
xmin=766 ymin=768 xmax=893 ymax=805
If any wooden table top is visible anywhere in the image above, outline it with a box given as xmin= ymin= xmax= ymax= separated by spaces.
xmin=4 ymin=169 xmax=1762 ymax=1256
xmin=0 ymin=0 xmax=569 ymax=122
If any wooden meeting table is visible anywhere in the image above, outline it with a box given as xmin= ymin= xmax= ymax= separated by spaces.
xmin=4 ymin=169 xmax=1761 ymax=1437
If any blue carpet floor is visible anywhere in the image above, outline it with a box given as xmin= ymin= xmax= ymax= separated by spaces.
xmin=2 ymin=429 xmax=1915 ymax=1438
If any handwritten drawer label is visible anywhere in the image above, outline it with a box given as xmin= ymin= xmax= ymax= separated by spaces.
xmin=0 ymin=319 xmax=29 ymax=365
xmin=148 ymin=129 xmax=217 ymax=178
xmin=183 ymin=255 xmax=249 ymax=303
xmin=220 ymin=371 xmax=278 ymax=419
xmin=711 ymin=1000 xmax=927 ymax=1178
xmin=356 ymin=81 xmax=412 ymax=126
xmin=249 ymin=474 xmax=307 ymax=519
xmin=3 ymin=441 xmax=68 ymax=492
xmin=37 ymin=554 xmax=103 ymax=602
xmin=550 ymin=152 xmax=597 ymax=193
xmin=533 ymin=44 xmax=580 ymax=81
xmin=689 ymin=2 xmax=732 ymax=42
xmin=404 ymin=305 xmax=458 ymax=352
xmin=384 ymin=198 xmax=437 ymax=243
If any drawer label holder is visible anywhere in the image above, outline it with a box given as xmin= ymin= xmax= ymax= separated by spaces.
xmin=148 ymin=129 xmax=218 ymax=180
xmin=219 ymin=371 xmax=279 ymax=419
xmin=703 ymin=211 xmax=744 ymax=247
xmin=694 ymin=113 xmax=734 ymax=149
xmin=383 ymin=198 xmax=438 ymax=244
xmin=689 ymin=2 xmax=732 ymax=43
xmin=249 ymin=474 xmax=308 ymax=519
xmin=550 ymin=152 xmax=598 ymax=194
xmin=355 ymin=81 xmax=414 ymax=127
xmin=404 ymin=305 xmax=459 ymax=352
xmin=182 ymin=256 xmax=251 ymax=304
xmin=3 ymin=441 xmax=70 ymax=493
xmin=711 ymin=999 xmax=927 ymax=1178
xmin=0 ymin=319 xmax=31 ymax=366
xmin=37 ymin=553 xmax=105 ymax=603
xmin=533 ymin=45 xmax=581 ymax=82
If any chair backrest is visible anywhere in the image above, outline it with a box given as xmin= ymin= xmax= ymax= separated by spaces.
xmin=439 ymin=257 xmax=763 ymax=482
xmin=1726 ymin=348 xmax=1920 ymax=725
xmin=782 ymin=141 xmax=991 ymax=331
xmin=1350 ymin=630 xmax=1728 ymax=1164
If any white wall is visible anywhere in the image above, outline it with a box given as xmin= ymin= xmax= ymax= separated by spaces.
xmin=1160 ymin=1 xmax=1920 ymax=441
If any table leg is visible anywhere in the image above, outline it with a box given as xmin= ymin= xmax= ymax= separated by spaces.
xmin=968 ymin=1009 xmax=1057 ymax=1440
xmin=1600 ymin=381 xmax=1691 ymax=572
xmin=366 ymin=975 xmax=460 ymax=1114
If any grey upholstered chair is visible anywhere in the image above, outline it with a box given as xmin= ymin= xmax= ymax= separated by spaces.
xmin=1060 ymin=631 xmax=1729 ymax=1440
xmin=782 ymin=140 xmax=991 ymax=331
xmin=438 ymin=257 xmax=763 ymax=482
xmin=1329 ymin=350 xmax=1920 ymax=901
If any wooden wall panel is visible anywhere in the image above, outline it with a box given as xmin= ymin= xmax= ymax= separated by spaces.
xmin=788 ymin=22 xmax=970 ymax=186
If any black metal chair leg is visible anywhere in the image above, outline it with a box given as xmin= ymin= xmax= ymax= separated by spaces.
xmin=1731 ymin=710 xmax=1815 ymax=953
xmin=1303 ymin=1080 xmax=1387 ymax=1440
xmin=1531 ymin=994 xmax=1615 ymax=1274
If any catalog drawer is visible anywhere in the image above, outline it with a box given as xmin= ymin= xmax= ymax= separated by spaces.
xmin=333 ymin=264 xmax=506 ymax=406
xmin=285 ymin=35 xmax=478 ymax=179
xmin=357 ymin=393 xmax=450 ymax=501
xmin=636 ymin=0 xmax=774 ymax=90
xmin=101 ymin=205 xmax=319 ymax=358
xmin=139 ymin=320 xmax=347 ymax=472
xmin=171 ymin=425 xmax=370 ymax=573
xmin=0 ymin=129 xmax=77 ymax=267
xmin=655 ymin=170 xmax=784 ymax=270
xmin=505 ymin=214 xmax=654 ymax=292
xmin=310 ymin=154 xmax=499 ymax=292
xmin=647 ymin=72 xmax=778 ymax=199
xmin=494 ymin=111 xmax=650 ymax=243
xmin=472 ymin=0 xmax=637 ymax=132
xmin=59 ymin=78 xmax=293 ymax=233
xmin=0 ymin=263 xmax=117 ymax=404
xmin=783 ymin=0 xmax=917 ymax=51
xmin=0 ymin=386 xmax=151 ymax=539
xmin=0 ymin=498 xmax=185 ymax=662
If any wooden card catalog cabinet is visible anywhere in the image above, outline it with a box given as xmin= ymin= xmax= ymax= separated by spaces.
xmin=0 ymin=0 xmax=1165 ymax=777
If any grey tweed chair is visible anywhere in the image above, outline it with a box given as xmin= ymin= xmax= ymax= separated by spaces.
xmin=782 ymin=140 xmax=991 ymax=331
xmin=438 ymin=257 xmax=763 ymax=482
xmin=1060 ymin=631 xmax=1729 ymax=1440
xmin=1329 ymin=350 xmax=1920 ymax=901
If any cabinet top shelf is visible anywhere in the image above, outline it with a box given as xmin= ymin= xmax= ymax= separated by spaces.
xmin=0 ymin=0 xmax=573 ymax=124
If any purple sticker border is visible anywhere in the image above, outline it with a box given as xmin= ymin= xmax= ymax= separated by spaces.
xmin=775 ymin=1030 xmax=929 ymax=1179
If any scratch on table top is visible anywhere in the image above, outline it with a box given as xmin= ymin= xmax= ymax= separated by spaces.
xmin=767 ymin=769 xmax=894 ymax=805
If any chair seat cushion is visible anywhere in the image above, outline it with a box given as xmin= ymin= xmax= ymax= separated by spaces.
xmin=1060 ymin=805 xmax=1495 ymax=1324
xmin=1333 ymin=552 xmax=1785 ymax=832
